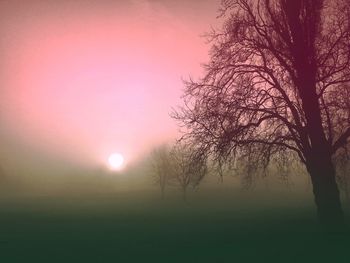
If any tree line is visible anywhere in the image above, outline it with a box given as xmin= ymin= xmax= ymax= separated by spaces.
xmin=151 ymin=142 xmax=350 ymax=203
xmin=151 ymin=144 xmax=207 ymax=201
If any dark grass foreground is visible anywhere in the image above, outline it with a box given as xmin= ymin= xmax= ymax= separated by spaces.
xmin=0 ymin=189 xmax=349 ymax=263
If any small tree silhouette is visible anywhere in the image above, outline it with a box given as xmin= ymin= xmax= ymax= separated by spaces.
xmin=170 ymin=144 xmax=207 ymax=201
xmin=151 ymin=144 xmax=173 ymax=199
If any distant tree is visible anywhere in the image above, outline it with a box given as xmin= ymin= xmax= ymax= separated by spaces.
xmin=151 ymin=144 xmax=173 ymax=199
xmin=173 ymin=0 xmax=350 ymax=224
xmin=233 ymin=151 xmax=302 ymax=189
xmin=334 ymin=149 xmax=350 ymax=204
xmin=170 ymin=144 xmax=207 ymax=201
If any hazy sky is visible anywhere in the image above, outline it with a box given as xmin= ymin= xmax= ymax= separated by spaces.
xmin=0 ymin=0 xmax=221 ymax=174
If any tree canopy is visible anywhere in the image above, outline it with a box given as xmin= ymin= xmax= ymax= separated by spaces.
xmin=173 ymin=0 xmax=350 ymax=223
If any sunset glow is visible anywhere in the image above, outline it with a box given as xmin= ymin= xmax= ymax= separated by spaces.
xmin=0 ymin=0 xmax=219 ymax=173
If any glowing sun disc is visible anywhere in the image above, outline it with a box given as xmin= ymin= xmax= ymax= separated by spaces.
xmin=108 ymin=153 xmax=124 ymax=170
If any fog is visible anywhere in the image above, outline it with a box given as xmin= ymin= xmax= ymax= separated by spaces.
xmin=0 ymin=0 xmax=220 ymax=177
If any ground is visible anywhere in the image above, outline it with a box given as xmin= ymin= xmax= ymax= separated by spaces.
xmin=0 ymin=183 xmax=349 ymax=262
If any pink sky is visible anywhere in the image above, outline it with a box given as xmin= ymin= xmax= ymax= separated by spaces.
xmin=0 ymin=0 xmax=221 ymax=173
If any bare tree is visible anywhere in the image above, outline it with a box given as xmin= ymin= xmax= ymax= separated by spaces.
xmin=151 ymin=144 xmax=173 ymax=199
xmin=173 ymin=0 xmax=350 ymax=224
xmin=170 ymin=144 xmax=207 ymax=201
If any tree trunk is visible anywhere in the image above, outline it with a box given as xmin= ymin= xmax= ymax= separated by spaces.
xmin=306 ymin=154 xmax=344 ymax=225
xmin=295 ymin=56 xmax=344 ymax=225
xmin=284 ymin=0 xmax=344 ymax=224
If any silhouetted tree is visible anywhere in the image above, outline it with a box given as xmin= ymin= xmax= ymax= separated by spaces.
xmin=174 ymin=0 xmax=350 ymax=223
xmin=170 ymin=144 xmax=207 ymax=201
xmin=151 ymin=144 xmax=173 ymax=199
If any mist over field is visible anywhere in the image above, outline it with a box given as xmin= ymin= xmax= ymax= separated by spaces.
xmin=0 ymin=140 xmax=350 ymax=263
xmin=1 ymin=161 xmax=349 ymax=262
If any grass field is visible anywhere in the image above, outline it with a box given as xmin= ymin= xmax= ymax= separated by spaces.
xmin=0 ymin=178 xmax=349 ymax=263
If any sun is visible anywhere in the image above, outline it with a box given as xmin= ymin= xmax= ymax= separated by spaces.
xmin=108 ymin=153 xmax=124 ymax=170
